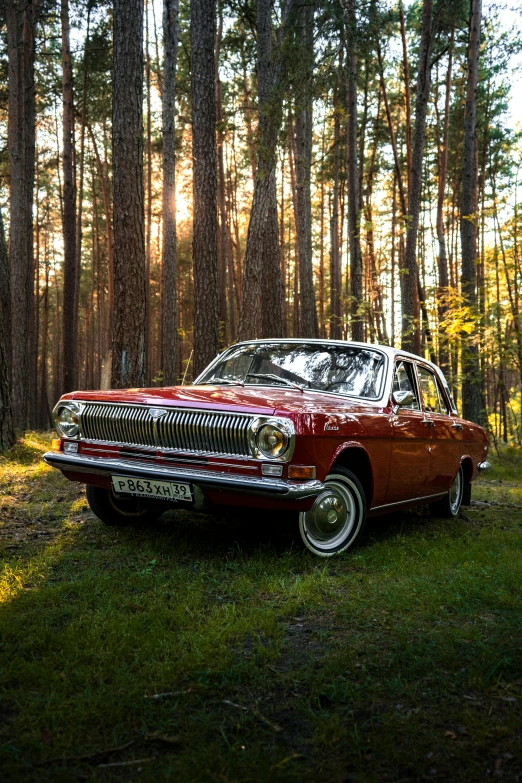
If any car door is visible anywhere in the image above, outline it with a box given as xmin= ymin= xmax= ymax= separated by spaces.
xmin=385 ymin=359 xmax=431 ymax=504
xmin=416 ymin=363 xmax=459 ymax=495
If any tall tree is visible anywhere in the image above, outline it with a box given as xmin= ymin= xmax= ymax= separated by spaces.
xmin=345 ymin=0 xmax=363 ymax=342
xmin=402 ymin=0 xmax=434 ymax=354
xmin=460 ymin=0 xmax=483 ymax=423
xmin=61 ymin=0 xmax=78 ymax=393
xmin=435 ymin=26 xmax=454 ymax=376
xmin=7 ymin=0 xmax=39 ymax=430
xmin=293 ymin=0 xmax=318 ymax=338
xmin=238 ymin=0 xmax=295 ymax=341
xmin=161 ymin=0 xmax=179 ymax=385
xmin=111 ymin=0 xmax=147 ymax=388
xmin=330 ymin=55 xmax=343 ymax=340
xmin=191 ymin=0 xmax=219 ymax=376
xmin=0 ymin=208 xmax=14 ymax=450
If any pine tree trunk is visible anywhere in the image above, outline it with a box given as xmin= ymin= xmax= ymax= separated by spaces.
xmin=293 ymin=1 xmax=317 ymax=338
xmin=402 ymin=0 xmax=433 ymax=354
xmin=61 ymin=0 xmax=78 ymax=394
xmin=216 ymin=6 xmax=229 ymax=344
xmin=111 ymin=0 xmax=147 ymax=388
xmin=435 ymin=28 xmax=453 ymax=377
xmin=345 ymin=0 xmax=363 ymax=342
xmin=7 ymin=0 xmax=38 ymax=430
xmin=191 ymin=0 xmax=219 ymax=376
xmin=238 ymin=0 xmax=295 ymax=341
xmin=460 ymin=0 xmax=483 ymax=424
xmin=0 ymin=208 xmax=15 ymax=449
xmin=330 ymin=62 xmax=342 ymax=340
xmin=161 ymin=0 xmax=179 ymax=385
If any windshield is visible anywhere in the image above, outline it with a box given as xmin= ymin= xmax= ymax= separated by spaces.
xmin=197 ymin=342 xmax=386 ymax=399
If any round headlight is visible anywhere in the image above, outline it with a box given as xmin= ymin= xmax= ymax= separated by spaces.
xmin=55 ymin=404 xmax=80 ymax=438
xmin=256 ymin=424 xmax=287 ymax=458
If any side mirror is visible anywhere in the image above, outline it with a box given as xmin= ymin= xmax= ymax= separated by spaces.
xmin=392 ymin=390 xmax=414 ymax=409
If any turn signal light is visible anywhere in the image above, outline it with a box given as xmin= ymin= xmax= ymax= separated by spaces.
xmin=51 ymin=439 xmax=61 ymax=452
xmin=288 ymin=465 xmax=316 ymax=480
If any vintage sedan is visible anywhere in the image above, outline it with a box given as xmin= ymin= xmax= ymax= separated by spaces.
xmin=44 ymin=340 xmax=490 ymax=557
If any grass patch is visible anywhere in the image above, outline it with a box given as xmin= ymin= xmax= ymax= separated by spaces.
xmin=1 ymin=434 xmax=521 ymax=781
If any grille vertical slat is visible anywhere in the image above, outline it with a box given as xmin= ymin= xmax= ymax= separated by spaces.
xmin=80 ymin=403 xmax=252 ymax=457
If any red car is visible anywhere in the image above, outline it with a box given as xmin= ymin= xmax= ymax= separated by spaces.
xmin=44 ymin=340 xmax=490 ymax=557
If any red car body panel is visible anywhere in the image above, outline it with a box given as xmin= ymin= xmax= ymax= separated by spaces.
xmin=46 ymin=342 xmax=490 ymax=517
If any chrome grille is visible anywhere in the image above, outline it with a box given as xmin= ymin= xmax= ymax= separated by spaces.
xmin=80 ymin=403 xmax=253 ymax=457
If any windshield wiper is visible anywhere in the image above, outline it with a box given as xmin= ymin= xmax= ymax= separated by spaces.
xmin=200 ymin=377 xmax=244 ymax=386
xmin=245 ymin=372 xmax=304 ymax=392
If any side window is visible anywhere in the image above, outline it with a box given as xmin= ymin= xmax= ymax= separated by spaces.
xmin=392 ymin=361 xmax=420 ymax=410
xmin=434 ymin=376 xmax=450 ymax=414
xmin=417 ymin=365 xmax=447 ymax=414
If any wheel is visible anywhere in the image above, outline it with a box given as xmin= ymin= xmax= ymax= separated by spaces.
xmin=299 ymin=467 xmax=366 ymax=557
xmin=432 ymin=466 xmax=464 ymax=519
xmin=86 ymin=484 xmax=165 ymax=527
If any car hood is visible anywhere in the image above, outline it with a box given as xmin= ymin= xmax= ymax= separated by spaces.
xmin=64 ymin=384 xmax=381 ymax=417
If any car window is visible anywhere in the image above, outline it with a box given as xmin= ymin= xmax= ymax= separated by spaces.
xmin=434 ymin=376 xmax=450 ymax=414
xmin=417 ymin=365 xmax=447 ymax=414
xmin=392 ymin=361 xmax=420 ymax=410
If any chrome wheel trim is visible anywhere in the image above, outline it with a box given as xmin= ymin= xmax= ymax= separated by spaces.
xmin=299 ymin=473 xmax=363 ymax=555
xmin=449 ymin=468 xmax=463 ymax=515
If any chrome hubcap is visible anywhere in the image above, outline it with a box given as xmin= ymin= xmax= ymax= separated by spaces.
xmin=303 ymin=478 xmax=357 ymax=550
xmin=449 ymin=470 xmax=462 ymax=514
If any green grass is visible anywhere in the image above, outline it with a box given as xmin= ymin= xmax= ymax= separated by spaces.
xmin=1 ymin=433 xmax=521 ymax=781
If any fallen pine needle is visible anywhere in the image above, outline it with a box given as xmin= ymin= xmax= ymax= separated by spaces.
xmin=98 ymin=756 xmax=157 ymax=768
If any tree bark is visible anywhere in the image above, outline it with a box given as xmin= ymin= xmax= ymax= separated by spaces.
xmin=161 ymin=0 xmax=179 ymax=385
xmin=111 ymin=0 xmax=147 ymax=388
xmin=61 ymin=0 xmax=78 ymax=393
xmin=345 ymin=0 xmax=363 ymax=342
xmin=293 ymin=0 xmax=318 ymax=338
xmin=460 ymin=0 xmax=483 ymax=424
xmin=238 ymin=0 xmax=295 ymax=341
xmin=402 ymin=0 xmax=433 ymax=354
xmin=330 ymin=63 xmax=342 ymax=340
xmin=7 ymin=0 xmax=38 ymax=430
xmin=0 ymin=207 xmax=15 ymax=449
xmin=435 ymin=28 xmax=454 ymax=376
xmin=191 ymin=0 xmax=219 ymax=376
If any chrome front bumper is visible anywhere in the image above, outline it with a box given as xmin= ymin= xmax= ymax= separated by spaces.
xmin=478 ymin=461 xmax=492 ymax=471
xmin=42 ymin=452 xmax=324 ymax=501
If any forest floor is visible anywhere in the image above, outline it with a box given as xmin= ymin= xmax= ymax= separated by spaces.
xmin=0 ymin=434 xmax=521 ymax=782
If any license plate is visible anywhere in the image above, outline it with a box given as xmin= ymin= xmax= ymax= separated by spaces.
xmin=111 ymin=475 xmax=192 ymax=502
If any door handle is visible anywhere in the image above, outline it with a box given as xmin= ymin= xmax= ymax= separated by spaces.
xmin=451 ymin=422 xmax=463 ymax=431
xmin=422 ymin=418 xmax=435 ymax=427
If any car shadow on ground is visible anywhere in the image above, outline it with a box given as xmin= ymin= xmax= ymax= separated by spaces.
xmin=128 ymin=500 xmax=444 ymax=559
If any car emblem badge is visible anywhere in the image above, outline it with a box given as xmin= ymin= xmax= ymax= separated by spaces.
xmin=149 ymin=408 xmax=167 ymax=419
xmin=324 ymin=417 xmax=339 ymax=431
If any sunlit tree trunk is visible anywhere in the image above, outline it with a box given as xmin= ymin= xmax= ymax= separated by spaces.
xmin=435 ymin=28 xmax=454 ymax=376
xmin=61 ymin=0 xmax=78 ymax=394
xmin=345 ymin=0 xmax=363 ymax=342
xmin=161 ymin=0 xmax=179 ymax=385
xmin=460 ymin=0 xmax=483 ymax=424
xmin=330 ymin=62 xmax=342 ymax=340
xmin=191 ymin=0 xmax=219 ymax=375
xmin=402 ymin=0 xmax=433 ymax=354
xmin=238 ymin=0 xmax=295 ymax=341
xmin=294 ymin=0 xmax=318 ymax=338
xmin=111 ymin=0 xmax=147 ymax=388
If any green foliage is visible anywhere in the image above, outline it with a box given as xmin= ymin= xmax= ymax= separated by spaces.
xmin=0 ymin=436 xmax=521 ymax=780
